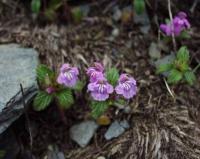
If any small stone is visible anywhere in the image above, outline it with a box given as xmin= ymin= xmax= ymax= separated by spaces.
xmin=97 ymin=156 xmax=106 ymax=159
xmin=124 ymin=106 xmax=131 ymax=114
xmin=148 ymin=42 xmax=161 ymax=60
xmin=112 ymin=7 xmax=122 ymax=22
xmin=145 ymin=70 xmax=151 ymax=76
xmin=120 ymin=120 xmax=130 ymax=129
xmin=70 ymin=120 xmax=99 ymax=147
xmin=104 ymin=120 xmax=130 ymax=140
xmin=97 ymin=115 xmax=111 ymax=126
xmin=112 ymin=28 xmax=120 ymax=37
xmin=134 ymin=9 xmax=150 ymax=34
xmin=47 ymin=145 xmax=65 ymax=159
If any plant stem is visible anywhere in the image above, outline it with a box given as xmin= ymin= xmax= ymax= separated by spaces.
xmin=167 ymin=0 xmax=177 ymax=52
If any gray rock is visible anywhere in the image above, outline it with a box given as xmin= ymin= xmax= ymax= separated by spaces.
xmin=0 ymin=44 xmax=38 ymax=134
xmin=134 ymin=9 xmax=150 ymax=34
xmin=104 ymin=120 xmax=130 ymax=140
xmin=70 ymin=120 xmax=99 ymax=147
xmin=47 ymin=145 xmax=65 ymax=159
xmin=97 ymin=157 xmax=106 ymax=159
xmin=112 ymin=6 xmax=122 ymax=22
xmin=148 ymin=42 xmax=161 ymax=60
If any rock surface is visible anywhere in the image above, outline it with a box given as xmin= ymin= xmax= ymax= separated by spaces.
xmin=0 ymin=44 xmax=38 ymax=134
xmin=104 ymin=120 xmax=130 ymax=140
xmin=70 ymin=120 xmax=99 ymax=147
xmin=134 ymin=9 xmax=150 ymax=34
xmin=47 ymin=145 xmax=65 ymax=159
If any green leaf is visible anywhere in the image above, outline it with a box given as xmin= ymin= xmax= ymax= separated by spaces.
xmin=90 ymin=101 xmax=109 ymax=119
xmin=179 ymin=31 xmax=191 ymax=39
xmin=114 ymin=98 xmax=127 ymax=108
xmin=33 ymin=91 xmax=53 ymax=111
xmin=156 ymin=63 xmax=173 ymax=74
xmin=48 ymin=0 xmax=62 ymax=10
xmin=167 ymin=69 xmax=183 ymax=84
xmin=177 ymin=46 xmax=189 ymax=63
xmin=73 ymin=80 xmax=85 ymax=92
xmin=44 ymin=0 xmax=62 ymax=21
xmin=134 ymin=0 xmax=145 ymax=15
xmin=56 ymin=89 xmax=74 ymax=109
xmin=106 ymin=68 xmax=119 ymax=86
xmin=31 ymin=0 xmax=41 ymax=14
xmin=184 ymin=71 xmax=196 ymax=85
xmin=36 ymin=65 xmax=54 ymax=84
xmin=71 ymin=7 xmax=83 ymax=23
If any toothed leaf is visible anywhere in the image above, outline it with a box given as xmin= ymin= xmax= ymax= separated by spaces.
xmin=33 ymin=91 xmax=53 ymax=111
xmin=56 ymin=89 xmax=74 ymax=109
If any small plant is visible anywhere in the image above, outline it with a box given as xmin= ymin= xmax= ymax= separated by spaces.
xmin=31 ymin=0 xmax=63 ymax=21
xmin=86 ymin=62 xmax=137 ymax=119
xmin=156 ymin=46 xmax=196 ymax=85
xmin=160 ymin=12 xmax=190 ymax=38
xmin=33 ymin=64 xmax=83 ymax=111
xmin=133 ymin=0 xmax=145 ymax=15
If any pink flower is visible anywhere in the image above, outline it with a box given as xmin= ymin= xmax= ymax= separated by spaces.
xmin=57 ymin=64 xmax=79 ymax=87
xmin=88 ymin=77 xmax=114 ymax=101
xmin=46 ymin=87 xmax=55 ymax=94
xmin=86 ymin=62 xmax=104 ymax=82
xmin=115 ymin=74 xmax=137 ymax=99
xmin=160 ymin=11 xmax=190 ymax=36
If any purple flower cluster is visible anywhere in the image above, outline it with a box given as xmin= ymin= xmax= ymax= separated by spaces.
xmin=115 ymin=74 xmax=137 ymax=99
xmin=160 ymin=12 xmax=190 ymax=36
xmin=57 ymin=64 xmax=79 ymax=87
xmin=87 ymin=62 xmax=137 ymax=101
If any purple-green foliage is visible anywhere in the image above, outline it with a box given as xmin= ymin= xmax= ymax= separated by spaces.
xmin=33 ymin=64 xmax=82 ymax=111
xmin=86 ymin=62 xmax=137 ymax=118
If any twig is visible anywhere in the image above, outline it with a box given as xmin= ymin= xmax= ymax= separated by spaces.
xmin=190 ymin=0 xmax=199 ymax=13
xmin=163 ymin=78 xmax=175 ymax=99
xmin=167 ymin=0 xmax=177 ymax=52
xmin=193 ymin=63 xmax=200 ymax=73
xmin=20 ymin=84 xmax=33 ymax=151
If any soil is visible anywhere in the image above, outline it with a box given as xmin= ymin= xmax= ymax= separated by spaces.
xmin=0 ymin=0 xmax=200 ymax=159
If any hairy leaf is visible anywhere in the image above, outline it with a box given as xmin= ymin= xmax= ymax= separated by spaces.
xmin=90 ymin=101 xmax=109 ymax=119
xmin=167 ymin=69 xmax=183 ymax=84
xmin=156 ymin=63 xmax=172 ymax=74
xmin=177 ymin=46 xmax=189 ymax=63
xmin=134 ymin=0 xmax=145 ymax=15
xmin=33 ymin=91 xmax=53 ymax=111
xmin=106 ymin=68 xmax=119 ymax=86
xmin=36 ymin=64 xmax=54 ymax=83
xmin=31 ymin=0 xmax=41 ymax=14
xmin=56 ymin=89 xmax=74 ymax=109
xmin=184 ymin=71 xmax=196 ymax=85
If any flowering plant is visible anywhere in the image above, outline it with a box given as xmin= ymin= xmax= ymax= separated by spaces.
xmin=160 ymin=12 xmax=190 ymax=38
xmin=33 ymin=64 xmax=83 ymax=111
xmin=87 ymin=63 xmax=137 ymax=118
xmin=156 ymin=46 xmax=196 ymax=85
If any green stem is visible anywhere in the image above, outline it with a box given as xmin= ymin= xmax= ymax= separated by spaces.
xmin=193 ymin=63 xmax=200 ymax=73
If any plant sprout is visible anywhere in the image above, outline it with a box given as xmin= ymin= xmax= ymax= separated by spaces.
xmin=156 ymin=46 xmax=196 ymax=85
